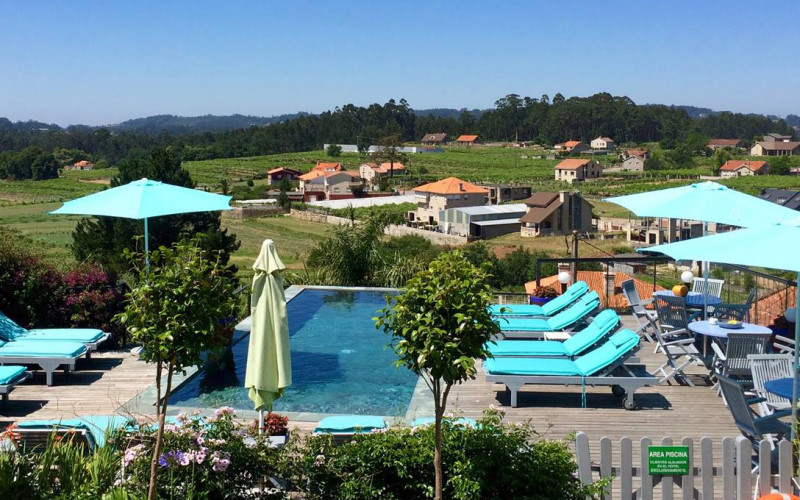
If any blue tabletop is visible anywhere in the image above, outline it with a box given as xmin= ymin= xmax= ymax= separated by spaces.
xmin=653 ymin=290 xmax=722 ymax=306
xmin=764 ymin=378 xmax=795 ymax=400
xmin=687 ymin=320 xmax=772 ymax=339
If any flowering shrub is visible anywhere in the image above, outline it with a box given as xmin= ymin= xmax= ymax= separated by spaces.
xmin=281 ymin=409 xmax=603 ymax=500
xmin=0 ymin=227 xmax=125 ymax=344
xmin=120 ymin=407 xmax=283 ymax=499
xmin=256 ymin=413 xmax=289 ymax=437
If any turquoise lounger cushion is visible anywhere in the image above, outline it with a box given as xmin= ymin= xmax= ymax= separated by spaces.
xmin=488 ymin=304 xmax=544 ymax=316
xmin=0 ymin=339 xmax=87 ymax=358
xmin=0 ymin=365 xmax=27 ymax=385
xmin=489 ymin=340 xmax=569 ymax=356
xmin=491 ymin=309 xmax=619 ymax=357
xmin=411 ymin=417 xmax=477 ymax=427
xmin=485 ymin=357 xmax=580 ymax=376
xmin=16 ymin=415 xmax=133 ymax=448
xmin=488 ymin=281 xmax=589 ymax=318
xmin=485 ymin=329 xmax=639 ymax=377
xmin=500 ymin=317 xmax=551 ymax=332
xmin=573 ymin=330 xmax=639 ymax=376
xmin=24 ymin=328 xmax=106 ymax=343
xmin=0 ymin=311 xmax=28 ymax=341
xmin=313 ymin=415 xmax=386 ymax=434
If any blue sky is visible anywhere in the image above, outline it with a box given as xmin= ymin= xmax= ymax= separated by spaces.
xmin=1 ymin=0 xmax=798 ymax=126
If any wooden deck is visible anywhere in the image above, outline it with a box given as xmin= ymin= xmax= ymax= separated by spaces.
xmin=0 ymin=316 xmax=743 ymax=448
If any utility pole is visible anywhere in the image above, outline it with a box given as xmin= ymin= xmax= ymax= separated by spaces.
xmin=571 ymin=230 xmax=579 ymax=284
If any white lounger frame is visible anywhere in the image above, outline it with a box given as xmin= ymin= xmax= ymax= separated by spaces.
xmin=486 ymin=363 xmax=656 ymax=410
xmin=0 ymin=370 xmax=31 ymax=404
xmin=0 ymin=354 xmax=83 ymax=386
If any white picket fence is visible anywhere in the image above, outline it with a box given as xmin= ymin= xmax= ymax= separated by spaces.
xmin=575 ymin=432 xmax=797 ymax=500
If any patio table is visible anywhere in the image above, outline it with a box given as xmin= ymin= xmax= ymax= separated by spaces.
xmin=764 ymin=377 xmax=794 ymax=400
xmin=688 ymin=320 xmax=772 ymax=357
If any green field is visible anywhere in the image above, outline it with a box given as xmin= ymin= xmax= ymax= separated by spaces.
xmin=4 ymin=145 xmax=800 ymax=272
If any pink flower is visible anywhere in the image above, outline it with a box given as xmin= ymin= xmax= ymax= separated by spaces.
xmin=213 ymin=406 xmax=235 ymax=419
xmin=180 ymin=451 xmax=194 ymax=466
xmin=211 ymin=451 xmax=231 ymax=472
xmin=196 ymin=435 xmax=205 ymax=446
xmin=175 ymin=413 xmax=187 ymax=424
xmin=195 ymin=447 xmax=208 ymax=464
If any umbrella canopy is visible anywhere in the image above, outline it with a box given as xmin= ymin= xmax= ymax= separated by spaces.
xmin=640 ymin=218 xmax=800 ymax=440
xmin=50 ymin=178 xmax=232 ymax=219
xmin=244 ymin=239 xmax=292 ymax=413
xmin=50 ymin=178 xmax=232 ymax=271
xmin=604 ymin=181 xmax=797 ymax=228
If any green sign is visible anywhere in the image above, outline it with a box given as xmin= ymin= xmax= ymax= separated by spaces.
xmin=647 ymin=446 xmax=689 ymax=475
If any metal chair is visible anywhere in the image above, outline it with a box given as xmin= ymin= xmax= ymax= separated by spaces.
xmin=711 ymin=332 xmax=770 ymax=383
xmin=653 ymin=295 xmax=702 ymax=386
xmin=748 ymin=353 xmax=793 ymax=416
xmin=691 ymin=277 xmax=724 ymax=298
xmin=620 ymin=279 xmax=657 ymax=342
xmin=716 ymin=373 xmax=791 ymax=452
xmin=709 ymin=289 xmax=755 ymax=322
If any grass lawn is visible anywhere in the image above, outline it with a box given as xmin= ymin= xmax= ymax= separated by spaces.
xmin=484 ymin=232 xmax=629 ymax=259
xmin=0 ymin=202 xmax=82 ymax=265
xmin=221 ymin=214 xmax=330 ymax=277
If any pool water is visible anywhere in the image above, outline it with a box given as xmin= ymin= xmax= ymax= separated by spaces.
xmin=168 ymin=288 xmax=418 ymax=416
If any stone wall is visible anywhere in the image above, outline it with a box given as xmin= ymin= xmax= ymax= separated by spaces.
xmin=224 ymin=206 xmax=284 ymax=219
xmin=289 ymin=210 xmax=353 ymax=226
xmin=384 ymin=224 xmax=468 ymax=246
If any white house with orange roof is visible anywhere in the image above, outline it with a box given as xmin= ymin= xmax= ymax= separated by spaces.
xmin=590 ymin=136 xmax=615 ymax=150
xmin=554 ymin=158 xmax=602 ymax=183
xmin=358 ymin=162 xmax=406 ymax=190
xmin=455 ymin=135 xmax=480 ymax=146
xmin=719 ymin=160 xmax=769 ymax=178
xmin=554 ymin=140 xmax=588 ymax=153
xmin=298 ymin=167 xmax=362 ymax=202
xmin=408 ymin=177 xmax=488 ymax=226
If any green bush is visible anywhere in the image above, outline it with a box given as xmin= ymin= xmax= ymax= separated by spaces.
xmin=282 ymin=410 xmax=599 ymax=500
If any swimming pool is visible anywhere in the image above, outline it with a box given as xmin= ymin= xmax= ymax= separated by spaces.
xmin=168 ymin=287 xmax=420 ymax=417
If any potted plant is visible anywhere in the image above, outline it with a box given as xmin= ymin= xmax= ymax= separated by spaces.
xmin=257 ymin=413 xmax=290 ymax=447
xmin=529 ymin=286 xmax=559 ymax=305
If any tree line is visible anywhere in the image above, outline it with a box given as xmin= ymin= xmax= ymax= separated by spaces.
xmin=0 ymin=93 xmax=794 ymax=174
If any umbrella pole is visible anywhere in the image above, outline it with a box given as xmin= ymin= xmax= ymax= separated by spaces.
xmin=258 ymin=409 xmax=264 ymax=435
xmin=144 ymin=217 xmax=150 ymax=274
xmin=792 ymin=274 xmax=800 ymax=442
xmin=702 ymin=222 xmax=708 ymax=320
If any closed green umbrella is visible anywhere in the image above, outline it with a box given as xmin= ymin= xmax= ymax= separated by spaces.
xmin=245 ymin=239 xmax=292 ymax=426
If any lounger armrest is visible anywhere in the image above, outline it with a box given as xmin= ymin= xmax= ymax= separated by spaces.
xmin=663 ymin=337 xmax=696 ymax=347
xmin=754 ymin=413 xmax=792 ymax=436
xmin=745 ymin=396 xmax=767 ymax=405
xmin=641 ymin=298 xmax=653 ymax=306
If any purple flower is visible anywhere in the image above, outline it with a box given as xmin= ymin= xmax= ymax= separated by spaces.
xmin=211 ymin=451 xmax=231 ymax=472
xmin=123 ymin=444 xmax=146 ymax=467
xmin=158 ymin=450 xmax=184 ymax=469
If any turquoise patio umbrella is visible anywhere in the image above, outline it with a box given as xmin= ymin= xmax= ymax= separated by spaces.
xmin=605 ymin=181 xmax=798 ymax=228
xmin=244 ymin=239 xmax=292 ymax=429
xmin=640 ymin=218 xmax=800 ymax=440
xmin=50 ymin=178 xmax=232 ymax=271
xmin=605 ymin=181 xmax=799 ymax=316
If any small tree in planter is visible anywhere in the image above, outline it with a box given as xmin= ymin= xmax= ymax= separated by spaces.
xmin=117 ymin=239 xmax=237 ymax=500
xmin=375 ymin=251 xmax=501 ymax=500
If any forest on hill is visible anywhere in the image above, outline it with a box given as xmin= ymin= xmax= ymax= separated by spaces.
xmin=0 ymin=92 xmax=795 ymax=171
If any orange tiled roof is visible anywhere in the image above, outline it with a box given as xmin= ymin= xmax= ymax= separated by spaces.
xmin=555 ymin=158 xmax=592 ymax=170
xmin=414 ymin=177 xmax=488 ymax=195
xmin=456 ymin=135 xmax=479 ymax=143
xmin=525 ymin=271 xmax=666 ymax=309
xmin=720 ymin=160 xmax=768 ymax=172
xmin=564 ymin=140 xmax=582 ymax=147
xmin=268 ymin=167 xmax=300 ymax=175
xmin=299 ymin=170 xmax=326 ymax=181
xmin=625 ymin=149 xmax=648 ymax=157
xmin=312 ymin=162 xmax=342 ymax=172
xmin=708 ymin=139 xmax=741 ymax=147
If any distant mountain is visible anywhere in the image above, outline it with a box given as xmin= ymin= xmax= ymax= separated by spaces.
xmin=108 ymin=113 xmax=311 ymax=135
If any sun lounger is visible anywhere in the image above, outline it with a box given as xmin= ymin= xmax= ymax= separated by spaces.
xmin=489 ymin=281 xmax=589 ymax=317
xmin=485 ymin=329 xmax=656 ymax=410
xmin=488 ymin=309 xmax=620 ymax=358
xmin=498 ymin=292 xmax=600 ymax=339
xmin=0 ymin=339 xmax=88 ymax=385
xmin=313 ymin=415 xmax=386 ymax=442
xmin=0 ymin=310 xmax=109 ymax=357
xmin=0 ymin=366 xmax=31 ymax=405
xmin=14 ymin=415 xmax=133 ymax=450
